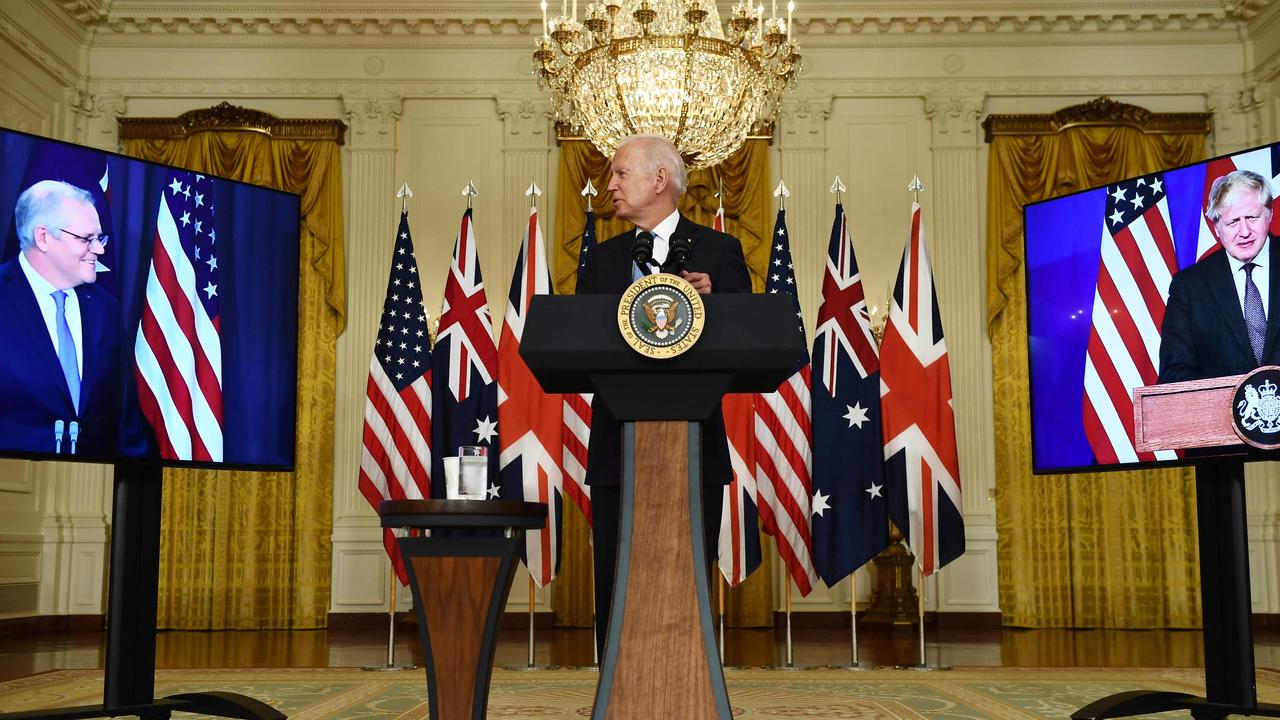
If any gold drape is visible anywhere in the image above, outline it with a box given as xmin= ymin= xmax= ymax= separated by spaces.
xmin=121 ymin=107 xmax=345 ymax=629
xmin=985 ymin=99 xmax=1209 ymax=627
xmin=552 ymin=139 xmax=775 ymax=627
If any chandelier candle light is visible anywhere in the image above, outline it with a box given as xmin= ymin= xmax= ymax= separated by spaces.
xmin=535 ymin=0 xmax=801 ymax=168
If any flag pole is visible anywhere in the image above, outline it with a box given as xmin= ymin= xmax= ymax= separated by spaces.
xmin=917 ymin=566 xmax=926 ymax=667
xmin=784 ymin=578 xmax=795 ymax=668
xmin=718 ymin=576 xmax=726 ymax=663
xmin=528 ymin=574 xmax=537 ymax=668
xmin=850 ymin=571 xmax=860 ymax=668
xmin=361 ymin=563 xmax=416 ymax=671
xmin=590 ymin=556 xmax=599 ymax=668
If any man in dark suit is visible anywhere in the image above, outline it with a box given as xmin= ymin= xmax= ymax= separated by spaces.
xmin=1159 ymin=170 xmax=1277 ymax=384
xmin=0 ymin=180 xmax=125 ymax=457
xmin=576 ymin=134 xmax=751 ymax=656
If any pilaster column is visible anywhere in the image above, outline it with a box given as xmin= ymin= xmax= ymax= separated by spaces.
xmin=922 ymin=93 xmax=995 ymax=612
xmin=331 ymin=95 xmax=404 ymax=612
xmin=39 ymin=462 xmax=112 ymax=615
xmin=61 ymin=88 xmax=126 ymax=150
xmin=496 ymin=97 xmax=553 ymax=283
xmin=1207 ymin=88 xmax=1253 ymax=154
xmin=776 ymin=95 xmax=833 ymax=338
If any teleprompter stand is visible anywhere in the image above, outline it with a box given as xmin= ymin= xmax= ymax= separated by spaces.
xmin=521 ymin=293 xmax=805 ymax=719
xmin=0 ymin=462 xmax=284 ymax=720
xmin=1073 ymin=375 xmax=1280 ymax=719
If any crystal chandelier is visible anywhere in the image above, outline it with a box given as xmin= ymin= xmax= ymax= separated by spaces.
xmin=534 ymin=0 xmax=801 ymax=169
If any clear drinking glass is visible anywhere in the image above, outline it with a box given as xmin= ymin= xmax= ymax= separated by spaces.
xmin=457 ymin=445 xmax=488 ymax=500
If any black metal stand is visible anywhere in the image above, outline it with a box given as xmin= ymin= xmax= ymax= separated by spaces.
xmin=1073 ymin=461 xmax=1280 ymax=720
xmin=0 ymin=462 xmax=284 ymax=720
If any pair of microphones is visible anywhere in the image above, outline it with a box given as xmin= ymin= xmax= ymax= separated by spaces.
xmin=53 ymin=419 xmax=80 ymax=455
xmin=632 ymin=232 xmax=692 ymax=274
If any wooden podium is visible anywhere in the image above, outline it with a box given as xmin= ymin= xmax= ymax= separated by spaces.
xmin=1073 ymin=372 xmax=1280 ymax=720
xmin=520 ymin=293 xmax=805 ymax=720
xmin=380 ymin=499 xmax=546 ymax=720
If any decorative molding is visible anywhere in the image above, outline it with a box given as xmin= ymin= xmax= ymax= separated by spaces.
xmin=66 ymin=2 xmax=1252 ymax=43
xmin=51 ymin=0 xmax=110 ymax=27
xmin=85 ymin=74 xmax=1242 ymax=105
xmin=341 ymin=96 xmax=402 ymax=149
xmin=495 ymin=97 xmax=551 ymax=148
xmin=981 ymin=96 xmax=1213 ymax=142
xmin=117 ymin=101 xmax=348 ymax=143
xmin=924 ymin=94 xmax=985 ymax=146
xmin=0 ymin=13 xmax=79 ymax=87
xmin=778 ymin=95 xmax=834 ymax=148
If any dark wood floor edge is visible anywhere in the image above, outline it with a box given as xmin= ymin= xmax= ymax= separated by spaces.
xmin=0 ymin=615 xmax=104 ymax=637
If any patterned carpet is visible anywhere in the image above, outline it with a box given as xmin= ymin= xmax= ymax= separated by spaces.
xmin=3 ymin=666 xmax=1278 ymax=719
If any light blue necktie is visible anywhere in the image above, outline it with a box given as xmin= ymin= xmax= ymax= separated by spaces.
xmin=53 ymin=290 xmax=80 ymax=414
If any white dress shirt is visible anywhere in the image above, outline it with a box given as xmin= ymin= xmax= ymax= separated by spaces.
xmin=18 ymin=251 xmax=84 ymax=377
xmin=637 ymin=209 xmax=681 ymax=267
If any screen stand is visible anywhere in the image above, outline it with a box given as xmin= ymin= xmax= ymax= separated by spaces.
xmin=0 ymin=462 xmax=284 ymax=720
xmin=1072 ymin=461 xmax=1280 ymax=720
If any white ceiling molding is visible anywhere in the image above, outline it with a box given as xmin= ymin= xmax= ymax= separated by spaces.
xmin=59 ymin=1 xmax=1259 ymax=44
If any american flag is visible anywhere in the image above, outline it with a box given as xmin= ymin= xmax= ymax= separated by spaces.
xmin=717 ymin=205 xmax=763 ymax=587
xmin=358 ymin=212 xmax=432 ymax=585
xmin=498 ymin=205 xmax=564 ymax=586
xmin=810 ymin=202 xmax=888 ymax=585
xmin=753 ymin=208 xmax=817 ymax=596
xmin=560 ymin=208 xmax=595 ymax=525
xmin=431 ymin=208 xmax=499 ymax=496
xmin=1082 ymin=173 xmax=1181 ymax=465
xmin=134 ymin=171 xmax=223 ymax=461
xmin=881 ymin=202 xmax=963 ymax=576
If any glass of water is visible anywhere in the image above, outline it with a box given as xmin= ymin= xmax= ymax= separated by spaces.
xmin=457 ymin=446 xmax=488 ymax=500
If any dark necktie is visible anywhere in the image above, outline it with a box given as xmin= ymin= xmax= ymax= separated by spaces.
xmin=53 ymin=290 xmax=80 ymax=413
xmin=1244 ymin=262 xmax=1266 ymax=364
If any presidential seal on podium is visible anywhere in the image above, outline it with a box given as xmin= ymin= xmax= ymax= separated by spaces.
xmin=617 ymin=273 xmax=705 ymax=359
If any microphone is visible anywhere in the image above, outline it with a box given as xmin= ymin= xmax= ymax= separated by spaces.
xmin=54 ymin=420 xmax=64 ymax=454
xmin=631 ymin=230 xmax=655 ymax=265
xmin=68 ymin=421 xmax=79 ymax=456
xmin=665 ymin=236 xmax=692 ymax=274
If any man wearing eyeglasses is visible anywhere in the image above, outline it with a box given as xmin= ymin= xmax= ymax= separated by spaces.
xmin=0 ymin=179 xmax=126 ymax=456
xmin=1159 ymin=170 xmax=1278 ymax=383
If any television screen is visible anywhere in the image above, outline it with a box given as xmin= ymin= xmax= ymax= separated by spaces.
xmin=0 ymin=128 xmax=300 ymax=470
xmin=1025 ymin=142 xmax=1280 ymax=474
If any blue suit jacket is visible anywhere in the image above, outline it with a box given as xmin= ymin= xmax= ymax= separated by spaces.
xmin=1159 ymin=237 xmax=1280 ymax=383
xmin=0 ymin=257 xmax=125 ymax=457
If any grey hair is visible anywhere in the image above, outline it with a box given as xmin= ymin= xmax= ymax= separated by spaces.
xmin=1206 ymin=169 xmax=1274 ymax=223
xmin=14 ymin=180 xmax=96 ymax=251
xmin=616 ymin=134 xmax=689 ymax=196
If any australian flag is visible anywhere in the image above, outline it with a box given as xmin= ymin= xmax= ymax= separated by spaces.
xmin=430 ymin=207 xmax=500 ymax=496
xmin=810 ymin=202 xmax=889 ymax=586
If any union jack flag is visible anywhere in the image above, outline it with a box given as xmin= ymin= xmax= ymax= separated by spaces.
xmin=358 ymin=212 xmax=432 ymax=585
xmin=810 ymin=202 xmax=888 ymax=585
xmin=881 ymin=202 xmax=963 ymax=576
xmin=134 ymin=170 xmax=223 ymax=461
xmin=431 ymin=208 xmax=499 ymax=496
xmin=561 ymin=208 xmax=595 ymax=525
xmin=498 ymin=205 xmax=564 ymax=585
xmin=753 ymin=208 xmax=817 ymax=595
xmin=717 ymin=205 xmax=763 ymax=587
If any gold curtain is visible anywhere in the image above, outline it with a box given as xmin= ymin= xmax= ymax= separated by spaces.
xmin=985 ymin=98 xmax=1211 ymax=628
xmin=119 ymin=104 xmax=346 ymax=629
xmin=552 ymin=139 xmax=775 ymax=627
